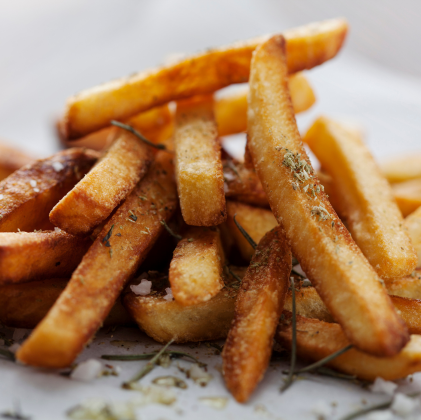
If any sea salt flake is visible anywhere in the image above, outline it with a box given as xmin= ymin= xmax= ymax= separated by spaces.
xmin=163 ymin=287 xmax=173 ymax=301
xmin=130 ymin=279 xmax=152 ymax=296
xmin=0 ymin=194 xmax=3 ymax=200
xmin=29 ymin=179 xmax=37 ymax=187
xmin=33 ymin=188 xmax=40 ymax=193
xmin=71 ymin=359 xmax=102 ymax=382
xmin=391 ymin=393 xmax=420 ymax=416
xmin=52 ymin=161 xmax=64 ymax=172
xmin=370 ymin=377 xmax=398 ymax=396
xmin=293 ymin=264 xmax=307 ymax=278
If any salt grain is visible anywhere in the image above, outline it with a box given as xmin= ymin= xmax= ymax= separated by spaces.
xmin=52 ymin=161 xmax=64 ymax=172
xmin=370 ymin=377 xmax=398 ymax=396
xmin=130 ymin=279 xmax=152 ymax=296
xmin=163 ymin=287 xmax=174 ymax=301
xmin=29 ymin=179 xmax=37 ymax=187
xmin=71 ymin=359 xmax=102 ymax=382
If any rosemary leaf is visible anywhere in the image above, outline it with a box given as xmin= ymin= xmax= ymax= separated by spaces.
xmin=281 ymin=277 xmax=296 ymax=392
xmin=233 ymin=214 xmax=257 ymax=249
xmin=102 ymin=224 xmax=114 ymax=247
xmin=293 ymin=344 xmax=353 ymax=374
xmin=122 ymin=339 xmax=174 ymax=388
xmin=226 ymin=265 xmax=242 ymax=283
xmin=111 ymin=120 xmax=166 ymax=150
xmin=0 ymin=348 xmax=15 ymax=361
xmin=160 ymin=220 xmax=182 ymax=241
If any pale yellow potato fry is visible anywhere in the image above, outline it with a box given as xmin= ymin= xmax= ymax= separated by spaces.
xmin=0 ymin=148 xmax=98 ymax=233
xmin=381 ymin=154 xmax=421 ymax=183
xmin=225 ymin=200 xmax=277 ymax=260
xmin=305 ymin=116 xmax=416 ymax=279
xmin=123 ymin=269 xmax=243 ymax=344
xmin=169 ymin=227 xmax=225 ymax=306
xmin=0 ymin=278 xmax=132 ymax=329
xmin=386 ymin=269 xmax=421 ymax=298
xmin=223 ymin=227 xmax=291 ymax=403
xmin=247 ymin=35 xmax=408 ymax=356
xmin=0 ymin=141 xmax=34 ymax=181
xmin=174 ymin=95 xmax=226 ymax=226
xmin=0 ymin=229 xmax=91 ymax=285
xmin=50 ymin=129 xmax=153 ymax=236
xmin=216 ymin=72 xmax=315 ymax=136
xmin=17 ymin=151 xmax=177 ymax=368
xmin=404 ymin=206 xmax=421 ymax=267
xmin=223 ymin=160 xmax=268 ymax=208
xmin=63 ymin=19 xmax=347 ymax=139
xmin=277 ymin=313 xmax=421 ymax=381
xmin=60 ymin=104 xmax=174 ymax=152
xmin=392 ymin=178 xmax=421 ymax=217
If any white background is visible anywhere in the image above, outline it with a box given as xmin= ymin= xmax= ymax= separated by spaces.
xmin=1 ymin=1 xmax=421 ymax=419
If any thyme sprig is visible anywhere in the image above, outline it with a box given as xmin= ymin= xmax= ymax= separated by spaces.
xmin=233 ymin=214 xmax=256 ymax=249
xmin=122 ymin=339 xmax=174 ymax=389
xmin=102 ymin=224 xmax=114 ymax=247
xmin=281 ymin=277 xmax=296 ymax=393
xmin=283 ymin=344 xmax=353 ymax=376
xmin=111 ymin=120 xmax=166 ymax=150
xmin=0 ymin=348 xmax=15 ymax=361
xmin=102 ymin=350 xmax=204 ymax=366
xmin=339 ymin=393 xmax=420 ymax=420
xmin=160 ymin=220 xmax=182 ymax=241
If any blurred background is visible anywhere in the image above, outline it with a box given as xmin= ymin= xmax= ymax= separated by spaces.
xmin=1 ymin=0 xmax=421 ymax=159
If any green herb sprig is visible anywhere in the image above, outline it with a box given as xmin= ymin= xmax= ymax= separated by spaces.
xmin=121 ymin=339 xmax=174 ymax=389
xmin=233 ymin=214 xmax=256 ymax=249
xmin=160 ymin=220 xmax=182 ymax=240
xmin=111 ymin=120 xmax=166 ymax=150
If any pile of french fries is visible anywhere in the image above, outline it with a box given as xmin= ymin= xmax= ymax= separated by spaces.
xmin=3 ymin=17 xmax=421 ymax=404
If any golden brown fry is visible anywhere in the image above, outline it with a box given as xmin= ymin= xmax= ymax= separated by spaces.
xmin=17 ymin=151 xmax=177 ymax=368
xmin=305 ymin=117 xmax=416 ymax=279
xmin=404 ymin=207 xmax=421 ymax=267
xmin=0 ymin=148 xmax=98 ymax=233
xmin=386 ymin=269 xmax=421 ymax=298
xmin=223 ymin=160 xmax=268 ymax=208
xmin=247 ymin=35 xmax=408 ymax=356
xmin=381 ymin=154 xmax=421 ymax=183
xmin=50 ymin=129 xmax=153 ymax=236
xmin=277 ymin=313 xmax=421 ymax=381
xmin=216 ymin=72 xmax=315 ymax=136
xmin=225 ymin=200 xmax=277 ymax=260
xmin=63 ymin=19 xmax=347 ymax=139
xmin=0 ymin=141 xmax=34 ymax=181
xmin=392 ymin=178 xmax=421 ymax=217
xmin=123 ymin=269 xmax=242 ymax=344
xmin=169 ymin=227 xmax=225 ymax=306
xmin=0 ymin=278 xmax=132 ymax=329
xmin=222 ymin=227 xmax=291 ymax=403
xmin=0 ymin=230 xmax=91 ymax=285
xmin=174 ymin=95 xmax=226 ymax=226
xmin=60 ymin=104 xmax=174 ymax=152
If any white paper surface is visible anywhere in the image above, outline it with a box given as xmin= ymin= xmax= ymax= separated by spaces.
xmin=2 ymin=1 xmax=421 ymax=419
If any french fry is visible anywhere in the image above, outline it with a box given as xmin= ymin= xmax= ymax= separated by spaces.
xmin=392 ymin=178 xmax=421 ymax=217
xmin=304 ymin=117 xmax=416 ymax=279
xmin=0 ymin=141 xmax=34 ymax=181
xmin=63 ymin=19 xmax=347 ymax=139
xmin=381 ymin=154 xmax=421 ymax=183
xmin=285 ymin=283 xmax=421 ymax=335
xmin=386 ymin=270 xmax=421 ymax=299
xmin=222 ymin=227 xmax=292 ymax=403
xmin=247 ymin=35 xmax=408 ymax=356
xmin=0 ymin=229 xmax=91 ymax=285
xmin=50 ymin=129 xmax=153 ymax=236
xmin=0 ymin=148 xmax=98 ymax=233
xmin=223 ymin=160 xmax=268 ymax=208
xmin=169 ymin=227 xmax=225 ymax=306
xmin=404 ymin=206 xmax=421 ymax=267
xmin=225 ymin=200 xmax=277 ymax=261
xmin=59 ymin=104 xmax=174 ymax=152
xmin=123 ymin=269 xmax=243 ymax=344
xmin=216 ymin=72 xmax=316 ymax=136
xmin=276 ymin=313 xmax=421 ymax=381
xmin=174 ymin=95 xmax=226 ymax=226
xmin=17 ymin=151 xmax=177 ymax=368
xmin=0 ymin=278 xmax=132 ymax=329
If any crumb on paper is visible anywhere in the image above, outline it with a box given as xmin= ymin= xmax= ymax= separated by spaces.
xmin=188 ymin=364 xmax=213 ymax=387
xmin=70 ymin=359 xmax=102 ymax=382
xmin=199 ymin=397 xmax=228 ymax=410
xmin=129 ymin=385 xmax=176 ymax=406
xmin=369 ymin=377 xmax=397 ymax=396
xmin=152 ymin=376 xmax=187 ymax=389
xmin=67 ymin=398 xmax=136 ymax=420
